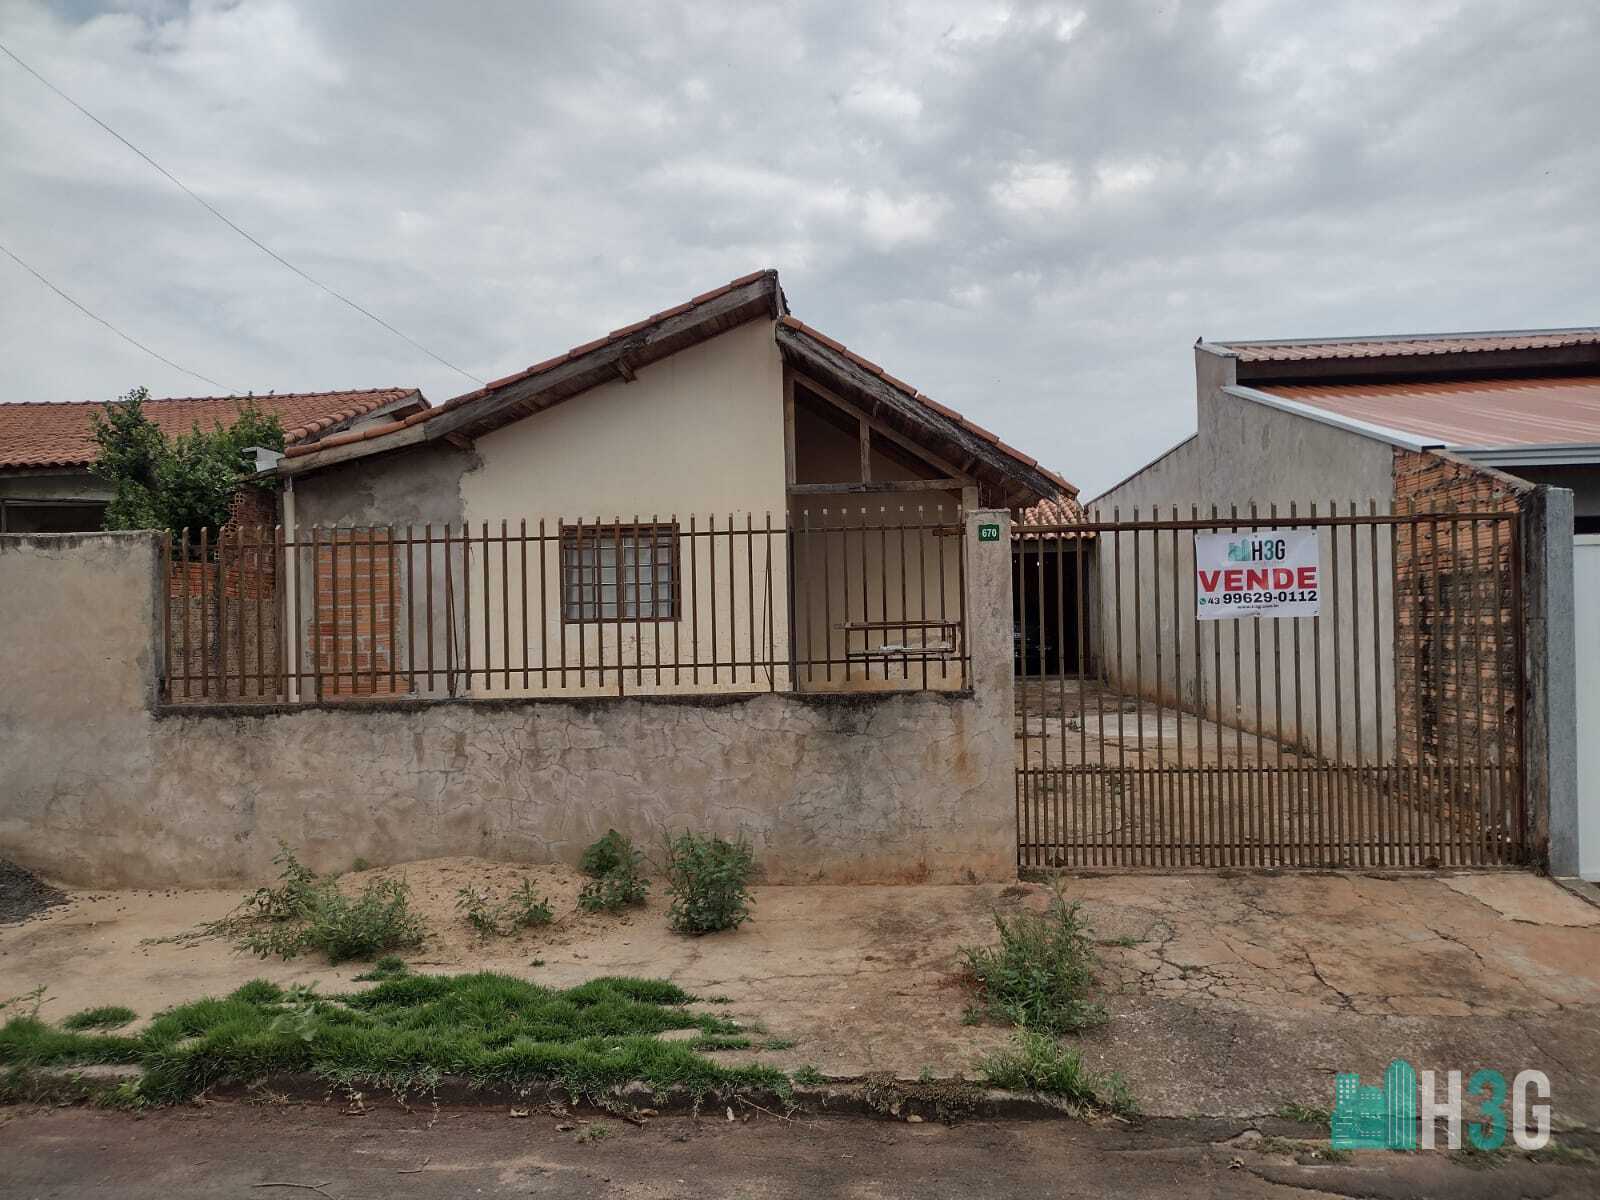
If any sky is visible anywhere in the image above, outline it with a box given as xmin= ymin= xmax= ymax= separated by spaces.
xmin=1 ymin=1 xmax=1596 ymax=498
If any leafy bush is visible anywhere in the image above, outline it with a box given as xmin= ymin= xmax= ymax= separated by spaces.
xmin=249 ymin=843 xmax=320 ymax=922
xmin=506 ymin=879 xmax=555 ymax=929
xmin=456 ymin=879 xmax=554 ymax=939
xmin=578 ymin=870 xmax=648 ymax=914
xmin=662 ymin=832 xmax=755 ymax=935
xmin=978 ymin=1030 xmax=1136 ymax=1114
xmin=580 ymin=830 xmax=635 ymax=878
xmin=577 ymin=831 xmax=649 ymax=914
xmin=960 ymin=894 xmax=1106 ymax=1034
xmin=61 ymin=1006 xmax=137 ymax=1031
xmin=197 ymin=846 xmax=424 ymax=965
xmin=90 ymin=387 xmax=285 ymax=538
xmin=243 ymin=876 xmax=423 ymax=965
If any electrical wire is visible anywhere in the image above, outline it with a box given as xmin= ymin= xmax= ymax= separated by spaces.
xmin=0 ymin=238 xmax=236 ymax=393
xmin=0 ymin=38 xmax=484 ymax=385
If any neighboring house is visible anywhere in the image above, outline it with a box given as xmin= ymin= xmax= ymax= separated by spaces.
xmin=0 ymin=389 xmax=428 ymax=532
xmin=1093 ymin=325 xmax=1598 ymax=879
xmin=256 ymin=268 xmax=1074 ymax=700
xmin=1098 ymin=325 xmax=1600 ymax=523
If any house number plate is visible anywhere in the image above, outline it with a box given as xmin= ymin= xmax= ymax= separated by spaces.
xmin=978 ymin=523 xmax=1001 ymax=542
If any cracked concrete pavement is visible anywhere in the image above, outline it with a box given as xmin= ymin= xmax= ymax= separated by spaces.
xmin=4 ymin=864 xmax=1598 ymax=1131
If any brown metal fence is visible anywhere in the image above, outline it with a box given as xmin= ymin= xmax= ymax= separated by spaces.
xmin=1015 ymin=502 xmax=1526 ymax=870
xmin=161 ymin=507 xmax=969 ymax=703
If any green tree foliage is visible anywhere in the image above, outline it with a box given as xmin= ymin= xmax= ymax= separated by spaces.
xmin=90 ymin=387 xmax=285 ymax=537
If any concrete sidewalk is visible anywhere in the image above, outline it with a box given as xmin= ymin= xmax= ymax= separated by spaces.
xmin=2 ymin=863 xmax=1597 ymax=1128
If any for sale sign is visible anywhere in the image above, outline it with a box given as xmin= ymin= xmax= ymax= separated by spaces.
xmin=1194 ymin=529 xmax=1320 ymax=620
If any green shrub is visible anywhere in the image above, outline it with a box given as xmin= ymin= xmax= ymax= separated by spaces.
xmin=978 ymin=1030 xmax=1136 ymax=1114
xmin=249 ymin=843 xmax=320 ymax=922
xmin=241 ymin=875 xmax=424 ymax=964
xmin=61 ymin=1006 xmax=137 ymax=1031
xmin=506 ymin=879 xmax=555 ymax=929
xmin=456 ymin=886 xmax=500 ymax=940
xmin=457 ymin=879 xmax=555 ymax=939
xmin=578 ymin=870 xmax=648 ymax=914
xmin=580 ymin=830 xmax=635 ymax=878
xmin=662 ymin=832 xmax=755 ymax=935
xmin=960 ymin=894 xmax=1106 ymax=1034
xmin=576 ymin=832 xmax=649 ymax=914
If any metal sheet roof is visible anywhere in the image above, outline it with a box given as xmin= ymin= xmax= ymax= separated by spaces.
xmin=1262 ymin=376 xmax=1600 ymax=448
xmin=1218 ymin=328 xmax=1600 ymax=363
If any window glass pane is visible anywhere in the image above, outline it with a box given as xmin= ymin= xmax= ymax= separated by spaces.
xmin=562 ymin=524 xmax=676 ymax=621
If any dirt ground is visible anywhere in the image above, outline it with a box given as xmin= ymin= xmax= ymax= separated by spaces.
xmin=5 ymin=1105 xmax=1597 ymax=1200
xmin=3 ymin=860 xmax=1599 ymax=1130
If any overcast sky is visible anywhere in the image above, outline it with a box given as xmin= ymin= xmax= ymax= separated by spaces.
xmin=2 ymin=1 xmax=1596 ymax=497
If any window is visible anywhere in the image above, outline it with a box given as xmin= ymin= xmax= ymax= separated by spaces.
xmin=561 ymin=522 xmax=678 ymax=622
xmin=0 ymin=499 xmax=108 ymax=533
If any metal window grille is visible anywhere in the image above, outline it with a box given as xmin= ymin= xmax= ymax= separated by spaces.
xmin=561 ymin=522 xmax=678 ymax=622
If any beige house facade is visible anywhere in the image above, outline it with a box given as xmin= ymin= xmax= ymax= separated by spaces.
xmin=270 ymin=269 xmax=1072 ymax=702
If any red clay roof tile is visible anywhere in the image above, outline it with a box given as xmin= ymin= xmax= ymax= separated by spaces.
xmin=0 ymin=389 xmax=419 ymax=471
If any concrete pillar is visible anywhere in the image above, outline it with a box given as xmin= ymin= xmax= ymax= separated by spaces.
xmin=1527 ymin=487 xmax=1579 ymax=874
xmin=964 ymin=507 xmax=1016 ymax=879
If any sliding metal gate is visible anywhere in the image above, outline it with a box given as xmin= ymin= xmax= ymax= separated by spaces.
xmin=1014 ymin=503 xmax=1526 ymax=869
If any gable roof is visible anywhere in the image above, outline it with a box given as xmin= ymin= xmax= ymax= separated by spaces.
xmin=1214 ymin=327 xmax=1600 ymax=364
xmin=276 ymin=269 xmax=1072 ymax=506
xmin=0 ymin=388 xmax=424 ymax=471
xmin=774 ymin=317 xmax=1074 ymax=506
xmin=280 ymin=270 xmax=782 ymax=468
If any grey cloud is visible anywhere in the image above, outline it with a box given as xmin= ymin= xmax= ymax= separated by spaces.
xmin=2 ymin=0 xmax=1596 ymax=494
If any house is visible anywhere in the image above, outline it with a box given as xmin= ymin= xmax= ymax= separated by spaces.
xmin=247 ymin=268 xmax=1076 ymax=703
xmin=0 ymin=389 xmax=428 ymax=532
xmin=1088 ymin=326 xmax=1597 ymax=879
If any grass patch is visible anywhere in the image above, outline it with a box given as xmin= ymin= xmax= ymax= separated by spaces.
xmin=352 ymin=956 xmax=410 ymax=983
xmin=790 ymin=1064 xmax=826 ymax=1086
xmin=763 ymin=1038 xmax=796 ymax=1051
xmin=0 ymin=973 xmax=787 ymax=1108
xmin=575 ymin=1121 xmax=612 ymax=1143
xmin=977 ymin=1031 xmax=1136 ymax=1115
xmin=693 ymin=1034 xmax=753 ymax=1052
xmin=1274 ymin=1101 xmax=1331 ymax=1125
xmin=60 ymin=1006 xmax=137 ymax=1032
xmin=1531 ymin=1140 xmax=1599 ymax=1167
xmin=960 ymin=891 xmax=1106 ymax=1035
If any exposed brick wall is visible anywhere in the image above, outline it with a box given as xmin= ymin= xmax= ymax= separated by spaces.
xmin=313 ymin=530 xmax=401 ymax=697
xmin=1392 ymin=450 xmax=1528 ymax=830
xmin=166 ymin=529 xmax=281 ymax=700
xmin=222 ymin=485 xmax=277 ymax=532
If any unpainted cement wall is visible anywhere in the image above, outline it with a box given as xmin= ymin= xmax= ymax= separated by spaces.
xmin=1091 ymin=390 xmax=1399 ymax=762
xmin=0 ymin=518 xmax=1014 ymax=888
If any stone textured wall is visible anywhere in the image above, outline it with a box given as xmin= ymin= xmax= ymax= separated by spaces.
xmin=0 ymin=514 xmax=1014 ymax=888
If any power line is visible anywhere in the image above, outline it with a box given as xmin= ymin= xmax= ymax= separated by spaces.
xmin=0 ymin=238 xmax=236 ymax=393
xmin=0 ymin=38 xmax=485 ymax=386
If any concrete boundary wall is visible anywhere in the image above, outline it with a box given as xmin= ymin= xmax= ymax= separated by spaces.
xmin=0 ymin=517 xmax=1014 ymax=888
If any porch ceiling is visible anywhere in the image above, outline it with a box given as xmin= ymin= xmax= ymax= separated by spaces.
xmin=774 ymin=318 xmax=1072 ymax=510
